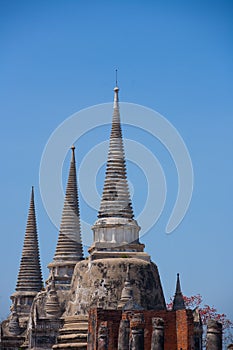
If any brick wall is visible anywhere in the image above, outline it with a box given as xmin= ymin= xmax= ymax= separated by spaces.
xmin=176 ymin=309 xmax=194 ymax=350
xmin=88 ymin=308 xmax=122 ymax=350
xmin=88 ymin=308 xmax=195 ymax=350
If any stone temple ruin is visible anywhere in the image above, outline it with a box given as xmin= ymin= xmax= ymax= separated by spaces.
xmin=0 ymin=86 xmax=223 ymax=349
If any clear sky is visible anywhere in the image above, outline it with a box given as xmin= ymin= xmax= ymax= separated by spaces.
xmin=0 ymin=0 xmax=232 ymax=322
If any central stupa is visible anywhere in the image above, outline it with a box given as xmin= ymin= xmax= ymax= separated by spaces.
xmin=65 ymin=85 xmax=166 ymax=317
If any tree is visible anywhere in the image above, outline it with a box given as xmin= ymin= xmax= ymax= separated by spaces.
xmin=167 ymin=294 xmax=233 ymax=348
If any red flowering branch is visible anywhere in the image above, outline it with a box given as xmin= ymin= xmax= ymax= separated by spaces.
xmin=167 ymin=293 xmax=233 ymax=345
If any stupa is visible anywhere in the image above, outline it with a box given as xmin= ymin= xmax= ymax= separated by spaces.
xmin=1 ymin=84 xmax=218 ymax=350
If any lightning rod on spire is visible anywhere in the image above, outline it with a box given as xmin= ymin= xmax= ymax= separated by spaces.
xmin=115 ymin=68 xmax=118 ymax=87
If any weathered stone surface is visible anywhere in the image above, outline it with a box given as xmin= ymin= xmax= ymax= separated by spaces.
xmin=129 ymin=313 xmax=145 ymax=350
xmin=27 ymin=318 xmax=62 ymax=350
xmin=206 ymin=319 xmax=222 ymax=350
xmin=193 ymin=308 xmax=203 ymax=350
xmin=66 ymin=258 xmax=166 ymax=316
xmin=8 ymin=306 xmax=21 ymax=336
xmin=0 ymin=319 xmax=25 ymax=350
xmin=118 ymin=264 xmax=134 ymax=310
xmin=53 ymin=316 xmax=88 ymax=350
xmin=98 ymin=321 xmax=108 ymax=350
xmin=151 ymin=317 xmax=164 ymax=350
xmin=45 ymin=273 xmax=62 ymax=318
xmin=118 ymin=318 xmax=130 ymax=350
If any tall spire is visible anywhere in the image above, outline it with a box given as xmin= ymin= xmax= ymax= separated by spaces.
xmin=15 ymin=187 xmax=43 ymax=292
xmin=172 ymin=273 xmax=186 ymax=311
xmin=90 ymin=85 xmax=149 ymax=261
xmin=98 ymin=85 xmax=134 ymax=219
xmin=53 ymin=146 xmax=83 ymax=262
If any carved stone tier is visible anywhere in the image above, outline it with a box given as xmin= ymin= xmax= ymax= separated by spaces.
xmin=53 ymin=316 xmax=88 ymax=350
xmin=90 ymin=217 xmax=149 ymax=261
xmin=89 ymin=251 xmax=150 ymax=262
xmin=92 ymin=217 xmax=140 ymax=243
xmin=10 ymin=291 xmax=39 ymax=325
xmin=47 ymin=261 xmax=78 ymax=289
xmin=27 ymin=318 xmax=62 ymax=350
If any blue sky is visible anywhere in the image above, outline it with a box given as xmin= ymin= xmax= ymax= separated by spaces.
xmin=0 ymin=0 xmax=232 ymax=322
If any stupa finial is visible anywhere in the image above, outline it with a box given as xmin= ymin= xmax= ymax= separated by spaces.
xmin=115 ymin=68 xmax=118 ymax=87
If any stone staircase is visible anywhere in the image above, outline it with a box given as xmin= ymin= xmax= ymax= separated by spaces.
xmin=53 ymin=316 xmax=88 ymax=350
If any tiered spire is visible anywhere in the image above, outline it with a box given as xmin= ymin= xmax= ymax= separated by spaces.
xmin=98 ymin=86 xmax=134 ymax=219
xmin=90 ymin=85 xmax=149 ymax=260
xmin=172 ymin=273 xmax=186 ymax=311
xmin=16 ymin=187 xmax=43 ymax=292
xmin=53 ymin=146 xmax=83 ymax=262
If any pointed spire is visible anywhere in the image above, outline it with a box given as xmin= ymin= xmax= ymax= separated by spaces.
xmin=16 ymin=187 xmax=43 ymax=292
xmin=172 ymin=273 xmax=186 ymax=311
xmin=98 ymin=85 xmax=134 ymax=219
xmin=90 ymin=85 xmax=149 ymax=260
xmin=53 ymin=146 xmax=83 ymax=262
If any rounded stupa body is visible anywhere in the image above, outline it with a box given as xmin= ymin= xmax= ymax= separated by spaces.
xmin=66 ymin=258 xmax=165 ymax=316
